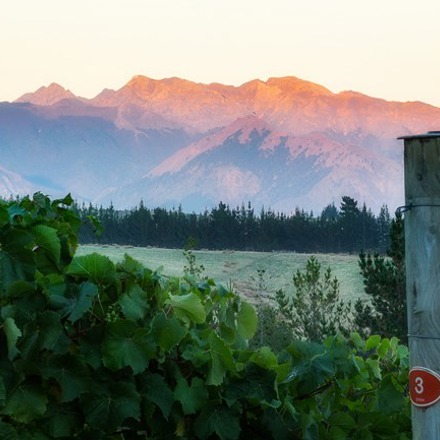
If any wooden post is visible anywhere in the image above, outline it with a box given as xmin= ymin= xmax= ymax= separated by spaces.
xmin=400 ymin=131 xmax=440 ymax=439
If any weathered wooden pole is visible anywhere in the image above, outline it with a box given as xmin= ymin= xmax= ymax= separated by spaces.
xmin=400 ymin=131 xmax=440 ymax=439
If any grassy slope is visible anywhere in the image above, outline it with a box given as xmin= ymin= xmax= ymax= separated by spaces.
xmin=78 ymin=245 xmax=365 ymax=304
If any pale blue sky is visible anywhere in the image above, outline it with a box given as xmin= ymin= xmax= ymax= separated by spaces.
xmin=2 ymin=0 xmax=440 ymax=106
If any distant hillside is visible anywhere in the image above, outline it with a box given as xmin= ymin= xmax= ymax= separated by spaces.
xmin=4 ymin=75 xmax=440 ymax=212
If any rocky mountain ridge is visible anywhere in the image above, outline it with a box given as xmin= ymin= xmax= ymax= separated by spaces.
xmin=3 ymin=75 xmax=440 ymax=213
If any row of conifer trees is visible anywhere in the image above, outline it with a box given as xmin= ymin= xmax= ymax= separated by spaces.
xmin=77 ymin=196 xmax=392 ymax=253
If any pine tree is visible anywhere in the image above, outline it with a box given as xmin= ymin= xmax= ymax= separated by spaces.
xmin=353 ymin=214 xmax=406 ymax=342
xmin=339 ymin=196 xmax=361 ymax=253
xmin=275 ymin=256 xmax=354 ymax=342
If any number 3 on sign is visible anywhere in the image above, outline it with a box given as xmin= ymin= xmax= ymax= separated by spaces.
xmin=414 ymin=376 xmax=424 ymax=394
xmin=409 ymin=367 xmax=440 ymax=407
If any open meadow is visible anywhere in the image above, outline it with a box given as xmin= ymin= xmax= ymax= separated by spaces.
xmin=78 ymin=245 xmax=365 ymax=304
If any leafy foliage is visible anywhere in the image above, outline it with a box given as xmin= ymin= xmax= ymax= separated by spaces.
xmin=183 ymin=236 xmax=206 ymax=277
xmin=0 ymin=193 xmax=411 ymax=439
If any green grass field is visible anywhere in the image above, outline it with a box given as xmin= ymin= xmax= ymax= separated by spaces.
xmin=78 ymin=245 xmax=365 ymax=304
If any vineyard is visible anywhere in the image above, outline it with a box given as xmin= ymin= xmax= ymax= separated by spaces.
xmin=0 ymin=193 xmax=411 ymax=439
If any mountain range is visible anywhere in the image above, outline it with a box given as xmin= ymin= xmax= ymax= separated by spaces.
xmin=2 ymin=75 xmax=440 ymax=214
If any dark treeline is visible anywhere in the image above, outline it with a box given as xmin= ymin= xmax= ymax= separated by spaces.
xmin=77 ymin=196 xmax=392 ymax=254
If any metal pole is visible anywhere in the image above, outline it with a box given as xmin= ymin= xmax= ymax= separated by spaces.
xmin=400 ymin=131 xmax=440 ymax=439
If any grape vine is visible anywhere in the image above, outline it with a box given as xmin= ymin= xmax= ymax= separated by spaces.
xmin=0 ymin=193 xmax=411 ymax=439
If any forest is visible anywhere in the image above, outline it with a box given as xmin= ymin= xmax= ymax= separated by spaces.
xmin=77 ymin=195 xmax=392 ymax=253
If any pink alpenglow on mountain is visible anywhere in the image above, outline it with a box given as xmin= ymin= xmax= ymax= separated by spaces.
xmin=3 ymin=75 xmax=440 ymax=213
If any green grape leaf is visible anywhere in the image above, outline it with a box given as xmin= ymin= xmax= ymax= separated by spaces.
xmin=219 ymin=322 xmax=235 ymax=344
xmin=7 ymin=205 xmax=29 ymax=225
xmin=329 ymin=426 xmax=348 ymax=440
xmin=50 ymin=281 xmax=98 ymax=323
xmin=67 ymin=281 xmax=98 ymax=323
xmin=45 ymin=405 xmax=81 ymax=438
xmin=250 ymin=346 xmax=278 ymax=370
xmin=117 ymin=253 xmax=148 ymax=277
xmin=79 ymin=324 xmax=105 ymax=369
xmin=206 ymin=332 xmax=237 ymax=385
xmin=377 ymin=338 xmax=391 ymax=358
xmin=376 ymin=375 xmax=405 ymax=414
xmin=36 ymin=272 xmax=65 ymax=296
xmin=42 ymin=354 xmax=92 ymax=402
xmin=4 ymin=280 xmax=35 ymax=299
xmin=166 ymin=292 xmax=206 ymax=324
xmin=52 ymin=193 xmax=74 ymax=207
xmin=236 ymin=301 xmax=258 ymax=339
xmin=32 ymin=192 xmax=51 ymax=209
xmin=118 ymin=284 xmax=149 ymax=321
xmin=194 ymin=404 xmax=240 ymax=440
xmin=366 ymin=358 xmax=381 ymax=380
xmin=174 ymin=377 xmax=208 ymax=415
xmin=33 ymin=224 xmax=61 ymax=264
xmin=20 ymin=310 xmax=70 ymax=357
xmin=102 ymin=321 xmax=156 ymax=374
xmin=66 ymin=253 xmax=116 ymax=284
xmin=224 ymin=364 xmax=278 ymax=407
xmin=0 ymin=230 xmax=35 ymax=289
xmin=3 ymin=317 xmax=22 ymax=360
xmin=3 ymin=384 xmax=48 ymax=423
xmin=350 ymin=332 xmax=364 ymax=350
xmin=151 ymin=313 xmax=187 ymax=351
xmin=365 ymin=334 xmax=381 ymax=351
xmin=260 ymin=408 xmax=294 ymax=439
xmin=81 ymin=381 xmax=140 ymax=432
xmin=141 ymin=373 xmax=174 ymax=419
xmin=328 ymin=411 xmax=356 ymax=429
